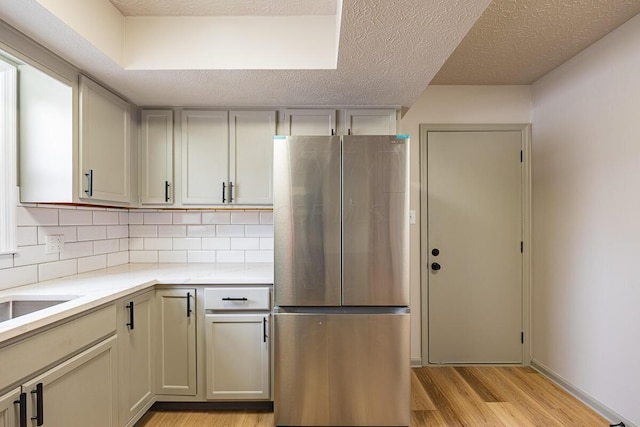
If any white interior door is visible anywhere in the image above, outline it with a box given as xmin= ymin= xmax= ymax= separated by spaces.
xmin=427 ymin=130 xmax=523 ymax=364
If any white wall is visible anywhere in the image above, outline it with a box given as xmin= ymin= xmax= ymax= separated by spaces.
xmin=531 ymin=14 xmax=640 ymax=426
xmin=401 ymin=85 xmax=531 ymax=361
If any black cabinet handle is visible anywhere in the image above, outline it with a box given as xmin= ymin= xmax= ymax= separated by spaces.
xmin=222 ymin=297 xmax=247 ymax=301
xmin=165 ymin=181 xmax=171 ymax=202
xmin=263 ymin=317 xmax=268 ymax=343
xmin=13 ymin=392 xmax=27 ymax=427
xmin=222 ymin=182 xmax=226 ymax=203
xmin=187 ymin=292 xmax=192 ymax=317
xmin=31 ymin=383 xmax=43 ymax=426
xmin=84 ymin=169 xmax=93 ymax=197
xmin=126 ymin=301 xmax=134 ymax=329
xmin=431 ymin=262 xmax=441 ymax=271
xmin=229 ymin=181 xmax=234 ymax=203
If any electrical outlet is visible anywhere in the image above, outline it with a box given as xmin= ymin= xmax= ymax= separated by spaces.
xmin=45 ymin=235 xmax=64 ymax=254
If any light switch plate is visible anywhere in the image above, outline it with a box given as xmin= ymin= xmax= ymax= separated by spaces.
xmin=409 ymin=210 xmax=416 ymax=224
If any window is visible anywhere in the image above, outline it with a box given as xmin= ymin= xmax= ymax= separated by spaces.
xmin=0 ymin=57 xmax=17 ymax=254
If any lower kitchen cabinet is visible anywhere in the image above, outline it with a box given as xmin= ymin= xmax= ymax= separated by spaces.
xmin=23 ymin=336 xmax=118 ymax=427
xmin=155 ymin=289 xmax=197 ymax=396
xmin=0 ymin=387 xmax=22 ymax=427
xmin=118 ymin=291 xmax=154 ymax=426
xmin=206 ymin=314 xmax=270 ymax=400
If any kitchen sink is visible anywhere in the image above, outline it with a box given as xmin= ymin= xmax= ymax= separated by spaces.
xmin=0 ymin=295 xmax=79 ymax=322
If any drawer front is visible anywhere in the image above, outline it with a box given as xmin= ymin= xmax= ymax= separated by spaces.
xmin=205 ymin=287 xmax=271 ymax=311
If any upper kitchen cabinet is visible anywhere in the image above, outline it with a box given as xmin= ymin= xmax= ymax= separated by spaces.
xmin=181 ymin=109 xmax=276 ymax=206
xmin=181 ymin=110 xmax=229 ymax=205
xmin=283 ymin=109 xmax=336 ymax=136
xmin=140 ymin=110 xmax=174 ymax=205
xmin=79 ymin=75 xmax=132 ymax=204
xmin=229 ymin=110 xmax=276 ymax=205
xmin=343 ymin=109 xmax=398 ymax=135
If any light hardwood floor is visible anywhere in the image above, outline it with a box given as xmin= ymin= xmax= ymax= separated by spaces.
xmin=137 ymin=366 xmax=610 ymax=426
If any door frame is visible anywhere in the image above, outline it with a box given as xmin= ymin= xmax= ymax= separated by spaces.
xmin=419 ymin=123 xmax=532 ymax=366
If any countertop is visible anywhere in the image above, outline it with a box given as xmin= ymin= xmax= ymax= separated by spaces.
xmin=0 ymin=263 xmax=273 ymax=344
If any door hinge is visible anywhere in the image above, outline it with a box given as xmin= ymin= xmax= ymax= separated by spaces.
xmin=520 ymin=150 xmax=523 ymax=162
xmin=521 ymin=332 xmax=524 ymax=344
xmin=520 ymin=241 xmax=523 ymax=253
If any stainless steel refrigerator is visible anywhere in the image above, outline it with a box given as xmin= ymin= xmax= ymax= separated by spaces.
xmin=273 ymin=135 xmax=410 ymax=427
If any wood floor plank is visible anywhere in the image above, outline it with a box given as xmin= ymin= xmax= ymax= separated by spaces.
xmin=411 ymin=370 xmax=437 ymax=410
xmin=138 ymin=367 xmax=611 ymax=427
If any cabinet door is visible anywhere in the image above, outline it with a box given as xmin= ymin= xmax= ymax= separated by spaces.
xmin=0 ymin=387 xmax=22 ymax=427
xmin=23 ymin=336 xmax=117 ymax=427
xmin=119 ymin=291 xmax=154 ymax=425
xmin=79 ymin=75 xmax=131 ymax=203
xmin=141 ymin=110 xmax=174 ymax=205
xmin=283 ymin=109 xmax=336 ymax=136
xmin=344 ymin=109 xmax=397 ymax=135
xmin=156 ymin=289 xmax=197 ymax=396
xmin=229 ymin=111 xmax=276 ymax=205
xmin=206 ymin=314 xmax=270 ymax=400
xmin=181 ymin=110 xmax=229 ymax=205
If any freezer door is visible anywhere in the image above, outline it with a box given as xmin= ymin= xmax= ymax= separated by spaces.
xmin=342 ymin=135 xmax=410 ymax=306
xmin=274 ymin=311 xmax=410 ymax=427
xmin=274 ymin=136 xmax=342 ymax=306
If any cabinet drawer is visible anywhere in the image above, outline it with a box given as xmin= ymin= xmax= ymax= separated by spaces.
xmin=204 ymin=287 xmax=271 ymax=311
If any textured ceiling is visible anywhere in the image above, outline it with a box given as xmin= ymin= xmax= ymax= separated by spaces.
xmin=431 ymin=0 xmax=640 ymax=85
xmin=109 ymin=0 xmax=338 ymax=16
xmin=0 ymin=0 xmax=492 ymax=107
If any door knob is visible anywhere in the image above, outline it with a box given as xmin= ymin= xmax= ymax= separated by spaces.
xmin=431 ymin=262 xmax=441 ymax=271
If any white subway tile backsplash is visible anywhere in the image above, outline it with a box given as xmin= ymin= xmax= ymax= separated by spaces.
xmin=39 ymin=259 xmax=77 ymax=282
xmin=260 ymin=238 xmax=274 ymax=250
xmin=245 ymin=225 xmax=273 ymax=237
xmin=130 ymin=250 xmax=158 ymax=263
xmin=173 ymin=238 xmax=202 ymax=250
xmin=144 ymin=238 xmax=173 ymax=250
xmin=0 ymin=254 xmax=13 ymax=270
xmin=129 ymin=225 xmax=158 ymax=238
xmin=202 ymin=212 xmax=230 ymax=224
xmin=60 ymin=241 xmax=93 ymax=260
xmin=0 ymin=265 xmax=38 ymax=291
xmin=108 ymin=251 xmax=129 ymax=267
xmin=14 ymin=245 xmax=58 ymax=267
xmin=17 ymin=206 xmax=59 ymax=226
xmin=120 ymin=238 xmax=130 ymax=251
xmin=216 ymin=225 xmax=244 ymax=237
xmin=173 ymin=212 xmax=201 ymax=224
xmin=129 ymin=212 xmax=143 ymax=224
xmin=245 ymin=250 xmax=274 ymax=263
xmin=78 ymin=255 xmax=107 ymax=273
xmin=93 ymin=211 xmax=119 ymax=225
xmin=37 ymin=226 xmax=77 ymax=244
xmin=129 ymin=238 xmax=143 ymax=250
xmin=119 ymin=211 xmax=129 ymax=225
xmin=159 ymin=251 xmax=187 ymax=263
xmin=59 ymin=209 xmax=92 ymax=226
xmin=260 ymin=211 xmax=274 ymax=224
xmin=17 ymin=226 xmax=38 ymax=247
xmin=187 ymin=251 xmax=215 ymax=263
xmin=144 ymin=212 xmax=172 ymax=224
xmin=202 ymin=238 xmax=230 ymax=250
xmin=231 ymin=212 xmax=259 ymax=224
xmin=216 ymin=250 xmax=245 ymax=263
xmin=77 ymin=226 xmax=107 ymax=241
xmin=230 ymin=238 xmax=260 ymax=250
xmin=187 ymin=225 xmax=216 ymax=238
xmin=107 ymin=225 xmax=128 ymax=239
xmin=94 ymin=239 xmax=120 ymax=255
xmin=158 ymin=225 xmax=187 ymax=238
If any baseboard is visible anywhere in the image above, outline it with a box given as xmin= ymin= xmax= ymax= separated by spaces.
xmin=411 ymin=357 xmax=422 ymax=367
xmin=531 ymin=359 xmax=635 ymax=427
xmin=150 ymin=400 xmax=274 ymax=411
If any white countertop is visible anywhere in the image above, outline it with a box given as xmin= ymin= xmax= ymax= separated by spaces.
xmin=0 ymin=263 xmax=273 ymax=344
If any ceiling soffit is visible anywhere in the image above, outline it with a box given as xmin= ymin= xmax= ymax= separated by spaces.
xmin=109 ymin=0 xmax=338 ymax=16
xmin=431 ymin=0 xmax=640 ymax=85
